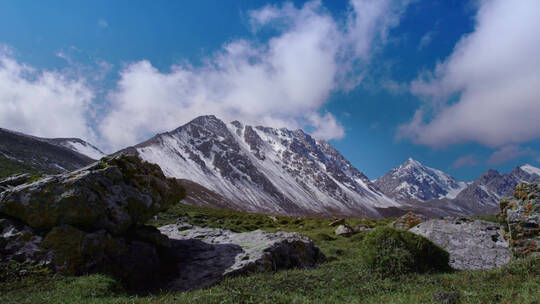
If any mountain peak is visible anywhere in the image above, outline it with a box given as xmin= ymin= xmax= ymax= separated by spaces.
xmin=402 ymin=157 xmax=423 ymax=169
xmin=375 ymin=157 xmax=465 ymax=201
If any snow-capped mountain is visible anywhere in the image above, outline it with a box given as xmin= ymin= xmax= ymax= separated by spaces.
xmin=120 ymin=115 xmax=400 ymax=217
xmin=373 ymin=158 xmax=468 ymax=202
xmin=448 ymin=164 xmax=540 ymax=213
xmin=44 ymin=138 xmax=106 ymax=160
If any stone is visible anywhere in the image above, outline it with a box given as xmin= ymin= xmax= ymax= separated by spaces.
xmin=0 ymin=155 xmax=185 ymax=235
xmin=159 ymin=224 xmax=325 ymax=291
xmin=391 ymin=212 xmax=428 ymax=230
xmin=334 ymin=224 xmax=354 ymax=237
xmin=0 ymin=173 xmax=31 ymax=191
xmin=410 ymin=218 xmax=511 ymax=270
xmin=432 ymin=290 xmax=460 ymax=304
xmin=0 ymin=155 xmax=186 ymax=291
xmin=499 ymin=183 xmax=540 ymax=257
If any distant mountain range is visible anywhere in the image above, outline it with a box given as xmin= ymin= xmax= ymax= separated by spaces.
xmin=374 ymin=158 xmax=540 ymax=216
xmin=0 ymin=128 xmax=100 ymax=177
xmin=1 ymin=116 xmax=539 ymax=218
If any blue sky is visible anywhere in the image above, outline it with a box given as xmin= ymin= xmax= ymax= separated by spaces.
xmin=0 ymin=0 xmax=539 ymax=181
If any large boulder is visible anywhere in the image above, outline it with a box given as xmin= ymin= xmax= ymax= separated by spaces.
xmin=500 ymin=183 xmax=540 ymax=257
xmin=0 ymin=155 xmax=184 ymax=235
xmin=159 ymin=224 xmax=325 ymax=291
xmin=410 ymin=218 xmax=511 ymax=270
xmin=0 ymin=155 xmax=186 ymax=290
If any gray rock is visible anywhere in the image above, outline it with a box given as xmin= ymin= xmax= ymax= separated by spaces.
xmin=0 ymin=155 xmax=185 ymax=235
xmin=432 ymin=290 xmax=460 ymax=304
xmin=0 ymin=217 xmax=45 ymax=264
xmin=334 ymin=224 xmax=354 ymax=237
xmin=410 ymin=218 xmax=511 ymax=270
xmin=159 ymin=224 xmax=325 ymax=291
xmin=0 ymin=173 xmax=31 ymax=191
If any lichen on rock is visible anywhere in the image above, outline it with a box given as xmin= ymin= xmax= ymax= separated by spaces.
xmin=499 ymin=183 xmax=540 ymax=257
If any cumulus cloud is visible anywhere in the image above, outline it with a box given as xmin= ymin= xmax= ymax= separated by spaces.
xmin=486 ymin=145 xmax=534 ymax=166
xmin=452 ymin=154 xmax=477 ymax=168
xmin=0 ymin=51 xmax=96 ymax=142
xmin=100 ymin=0 xmax=411 ymax=150
xmin=398 ymin=0 xmax=540 ymax=148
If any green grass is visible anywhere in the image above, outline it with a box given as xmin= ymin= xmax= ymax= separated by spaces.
xmin=1 ymin=203 xmax=539 ymax=304
xmin=0 ymin=155 xmax=38 ymax=179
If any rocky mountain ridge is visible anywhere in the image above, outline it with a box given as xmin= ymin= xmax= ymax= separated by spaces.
xmin=375 ymin=158 xmax=540 ymax=216
xmin=120 ymin=115 xmax=399 ymax=218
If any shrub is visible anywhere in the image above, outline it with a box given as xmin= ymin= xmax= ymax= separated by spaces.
xmin=360 ymin=227 xmax=450 ymax=276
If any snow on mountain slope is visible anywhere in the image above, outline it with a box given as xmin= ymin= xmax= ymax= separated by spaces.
xmin=520 ymin=164 xmax=540 ymax=177
xmin=49 ymin=138 xmax=107 ymax=160
xmin=373 ymin=158 xmax=467 ymax=202
xmin=121 ymin=115 xmax=400 ymax=217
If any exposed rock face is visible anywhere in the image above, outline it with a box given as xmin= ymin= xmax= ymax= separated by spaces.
xmin=120 ymin=115 xmax=399 ymax=218
xmin=0 ymin=155 xmax=186 ymax=289
xmin=0 ymin=174 xmax=31 ymax=191
xmin=410 ymin=218 xmax=511 ymax=270
xmin=159 ymin=224 xmax=325 ymax=291
xmin=0 ymin=216 xmax=43 ymax=263
xmin=0 ymin=155 xmax=184 ymax=235
xmin=500 ymin=183 xmax=540 ymax=257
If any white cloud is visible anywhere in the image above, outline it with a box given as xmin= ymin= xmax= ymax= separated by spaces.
xmin=486 ymin=145 xmax=534 ymax=165
xmin=452 ymin=154 xmax=477 ymax=168
xmin=399 ymin=0 xmax=540 ymax=148
xmin=100 ymin=0 xmax=410 ymax=150
xmin=417 ymin=30 xmax=435 ymax=50
xmin=0 ymin=52 xmax=95 ymax=142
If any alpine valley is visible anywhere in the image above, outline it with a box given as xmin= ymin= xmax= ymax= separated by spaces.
xmin=2 ymin=115 xmax=540 ymax=218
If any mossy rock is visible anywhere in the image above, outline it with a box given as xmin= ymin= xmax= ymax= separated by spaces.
xmin=360 ymin=227 xmax=451 ymax=276
xmin=0 ymin=155 xmax=186 ymax=235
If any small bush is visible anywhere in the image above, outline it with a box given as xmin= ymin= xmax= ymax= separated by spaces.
xmin=360 ymin=227 xmax=450 ymax=276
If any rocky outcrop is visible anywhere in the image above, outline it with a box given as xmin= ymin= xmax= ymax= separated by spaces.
xmin=0 ymin=155 xmax=184 ymax=235
xmin=410 ymin=218 xmax=511 ymax=270
xmin=0 ymin=155 xmax=186 ymax=289
xmin=500 ymin=183 xmax=539 ymax=257
xmin=159 ymin=224 xmax=325 ymax=291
